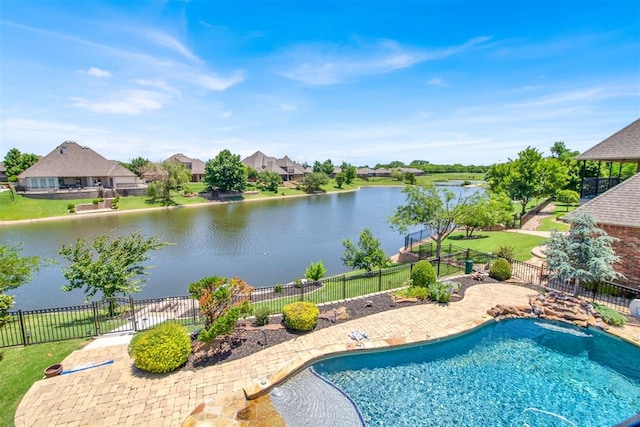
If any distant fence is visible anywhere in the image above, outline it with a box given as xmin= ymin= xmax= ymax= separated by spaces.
xmin=3 ymin=250 xmax=639 ymax=348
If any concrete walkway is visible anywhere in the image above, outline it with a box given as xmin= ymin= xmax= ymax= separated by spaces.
xmin=15 ymin=283 xmax=640 ymax=426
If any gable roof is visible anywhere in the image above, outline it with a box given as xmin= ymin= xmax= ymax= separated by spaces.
xmin=165 ymin=153 xmax=206 ymax=175
xmin=242 ymin=151 xmax=306 ymax=176
xmin=17 ymin=141 xmax=136 ymax=179
xmin=576 ymin=118 xmax=640 ymax=161
xmin=570 ymin=172 xmax=640 ymax=227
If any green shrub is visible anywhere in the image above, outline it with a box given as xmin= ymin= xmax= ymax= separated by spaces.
xmin=411 ymin=260 xmax=436 ymax=287
xmin=253 ymin=306 xmax=271 ymax=326
xmin=198 ymin=301 xmax=252 ymax=342
xmin=489 ymin=258 xmax=512 ymax=280
xmin=441 ymin=281 xmax=461 ymax=294
xmin=495 ymin=245 xmax=515 ymax=260
xmin=428 ymin=282 xmax=453 ymax=303
xmin=129 ymin=322 xmax=191 ymax=374
xmin=593 ymin=303 xmax=627 ymax=326
xmin=67 ymin=203 xmax=75 ymax=212
xmin=305 ymin=260 xmax=327 ymax=281
xmin=396 ymin=286 xmax=428 ymax=300
xmin=282 ymin=301 xmax=319 ymax=331
xmin=274 ymin=284 xmax=283 ymax=293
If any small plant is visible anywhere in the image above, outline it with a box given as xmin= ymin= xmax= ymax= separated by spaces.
xmin=253 ymin=306 xmax=271 ymax=326
xmin=67 ymin=203 xmax=75 ymax=213
xmin=495 ymin=245 xmax=515 ymax=260
xmin=441 ymin=281 xmax=461 ymax=294
xmin=396 ymin=286 xmax=428 ymax=300
xmin=129 ymin=322 xmax=191 ymax=374
xmin=282 ymin=301 xmax=319 ymax=331
xmin=489 ymin=258 xmax=512 ymax=281
xmin=305 ymin=260 xmax=327 ymax=281
xmin=274 ymin=283 xmax=283 ymax=293
xmin=428 ymin=282 xmax=453 ymax=303
xmin=294 ymin=278 xmax=302 ymax=288
xmin=593 ymin=303 xmax=627 ymax=326
xmin=411 ymin=260 xmax=436 ymax=287
xmin=92 ymin=199 xmax=100 ymax=205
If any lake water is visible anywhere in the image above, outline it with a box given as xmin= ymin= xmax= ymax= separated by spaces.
xmin=1 ymin=186 xmax=476 ymax=310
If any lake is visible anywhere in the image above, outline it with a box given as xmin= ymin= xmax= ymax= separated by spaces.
xmin=1 ymin=186 xmax=477 ymax=310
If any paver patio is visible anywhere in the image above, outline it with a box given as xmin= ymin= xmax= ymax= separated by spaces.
xmin=14 ymin=283 xmax=640 ymax=426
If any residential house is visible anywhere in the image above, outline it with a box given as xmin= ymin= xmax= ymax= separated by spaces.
xmin=571 ymin=118 xmax=640 ymax=288
xmin=17 ymin=141 xmax=141 ymax=196
xmin=576 ymin=118 xmax=640 ymax=198
xmin=242 ymin=151 xmax=306 ymax=181
xmin=0 ymin=162 xmax=6 ymax=182
xmin=165 ymin=153 xmax=206 ymax=182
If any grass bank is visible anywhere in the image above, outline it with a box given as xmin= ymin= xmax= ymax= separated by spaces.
xmin=0 ymin=339 xmax=88 ymax=426
xmin=441 ymin=231 xmax=547 ymax=261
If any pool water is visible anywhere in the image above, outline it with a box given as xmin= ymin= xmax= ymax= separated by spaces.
xmin=311 ymin=319 xmax=640 ymax=427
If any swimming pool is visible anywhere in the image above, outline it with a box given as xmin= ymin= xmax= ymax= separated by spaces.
xmin=273 ymin=319 xmax=640 ymax=426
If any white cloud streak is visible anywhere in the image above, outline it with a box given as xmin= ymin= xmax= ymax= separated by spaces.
xmin=70 ymin=90 xmax=169 ymax=114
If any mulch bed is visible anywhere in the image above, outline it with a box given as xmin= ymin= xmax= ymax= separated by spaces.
xmin=184 ymin=275 xmax=546 ymax=370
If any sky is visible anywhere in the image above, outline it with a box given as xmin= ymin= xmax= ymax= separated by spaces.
xmin=1 ymin=1 xmax=639 ymax=167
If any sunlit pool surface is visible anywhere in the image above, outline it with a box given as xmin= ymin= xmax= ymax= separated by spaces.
xmin=278 ymin=319 xmax=640 ymax=426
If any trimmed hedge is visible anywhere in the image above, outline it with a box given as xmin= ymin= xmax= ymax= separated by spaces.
xmin=411 ymin=260 xmax=436 ymax=287
xmin=489 ymin=258 xmax=512 ymax=281
xmin=129 ymin=322 xmax=191 ymax=374
xmin=282 ymin=301 xmax=319 ymax=331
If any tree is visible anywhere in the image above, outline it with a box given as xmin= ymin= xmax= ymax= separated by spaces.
xmin=0 ymin=244 xmax=42 ymax=326
xmin=458 ymin=191 xmax=513 ymax=238
xmin=123 ymin=157 xmax=150 ymax=179
xmin=544 ymin=212 xmax=623 ymax=295
xmin=59 ymin=231 xmax=170 ymax=315
xmin=256 ymin=170 xmax=282 ymax=192
xmin=300 ymin=172 xmax=329 ymax=192
xmin=340 ymin=162 xmax=357 ymax=184
xmin=205 ymin=149 xmax=247 ymax=193
xmin=334 ymin=172 xmax=345 ymax=188
xmin=390 ymin=169 xmax=404 ymax=181
xmin=313 ymin=159 xmax=334 ymax=175
xmin=555 ymin=189 xmax=579 ymax=211
xmin=3 ymin=148 xmax=39 ymax=182
xmin=389 ymin=183 xmax=471 ymax=257
xmin=341 ymin=228 xmax=390 ymax=271
xmin=486 ymin=146 xmax=566 ymax=216
xmin=403 ymin=172 xmax=416 ymax=185
xmin=147 ymin=162 xmax=191 ymax=203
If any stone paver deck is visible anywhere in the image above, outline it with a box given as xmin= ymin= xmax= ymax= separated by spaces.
xmin=15 ymin=283 xmax=640 ymax=426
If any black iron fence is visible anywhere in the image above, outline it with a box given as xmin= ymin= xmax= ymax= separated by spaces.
xmin=3 ymin=250 xmax=638 ymax=348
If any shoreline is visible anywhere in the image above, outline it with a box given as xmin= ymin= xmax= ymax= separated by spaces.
xmin=0 ymin=186 xmax=367 ymax=227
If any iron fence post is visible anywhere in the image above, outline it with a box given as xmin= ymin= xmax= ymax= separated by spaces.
xmin=18 ymin=310 xmax=28 ymax=346
xmin=378 ymin=269 xmax=382 ymax=292
xmin=129 ymin=296 xmax=137 ymax=331
xmin=342 ymin=275 xmax=346 ymax=300
xmin=92 ymin=302 xmax=100 ymax=335
xmin=437 ymin=258 xmax=441 ymax=278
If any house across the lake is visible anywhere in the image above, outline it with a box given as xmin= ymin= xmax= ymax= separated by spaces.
xmin=16 ymin=141 xmax=145 ymax=198
xmin=165 ymin=153 xmax=206 ymax=182
xmin=242 ymin=151 xmax=307 ymax=181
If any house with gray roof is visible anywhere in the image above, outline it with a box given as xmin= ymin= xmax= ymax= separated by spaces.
xmin=571 ymin=118 xmax=640 ymax=287
xmin=17 ymin=141 xmax=141 ymax=196
xmin=576 ymin=118 xmax=640 ymax=198
xmin=242 ymin=151 xmax=306 ymax=181
xmin=165 ymin=153 xmax=206 ymax=182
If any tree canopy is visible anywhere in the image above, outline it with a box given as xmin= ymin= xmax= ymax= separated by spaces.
xmin=205 ymin=149 xmax=247 ymax=193
xmin=458 ymin=191 xmax=513 ymax=238
xmin=544 ymin=212 xmax=623 ymax=294
xmin=147 ymin=161 xmax=192 ymax=203
xmin=389 ymin=183 xmax=471 ymax=257
xmin=0 ymin=244 xmax=42 ymax=325
xmin=3 ymin=148 xmax=39 ymax=182
xmin=341 ymin=228 xmax=390 ymax=272
xmin=59 ymin=231 xmax=170 ymax=308
xmin=300 ymin=172 xmax=329 ymax=192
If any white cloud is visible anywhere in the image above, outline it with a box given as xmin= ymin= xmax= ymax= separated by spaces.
xmin=190 ymin=71 xmax=245 ymax=91
xmin=428 ymin=78 xmax=449 ymax=87
xmin=85 ymin=67 xmax=112 ymax=78
xmin=137 ymin=29 xmax=201 ymax=63
xmin=279 ymin=36 xmax=492 ymax=85
xmin=131 ymin=79 xmax=181 ymax=96
xmin=70 ymin=90 xmax=168 ymax=114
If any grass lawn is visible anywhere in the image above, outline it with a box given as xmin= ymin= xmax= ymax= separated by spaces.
xmin=536 ymin=203 xmax=577 ymax=232
xmin=442 ymin=231 xmax=548 ymax=261
xmin=0 ymin=190 xmax=95 ymax=220
xmin=0 ymin=339 xmax=89 ymax=426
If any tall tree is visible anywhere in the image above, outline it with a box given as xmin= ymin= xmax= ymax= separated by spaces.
xmin=123 ymin=157 xmax=150 ymax=178
xmin=340 ymin=162 xmax=357 ymax=184
xmin=313 ymin=159 xmax=334 ymax=175
xmin=486 ymin=146 xmax=566 ymax=216
xmin=342 ymin=228 xmax=390 ymax=271
xmin=59 ymin=231 xmax=170 ymax=314
xmin=458 ymin=191 xmax=513 ymax=238
xmin=205 ymin=149 xmax=247 ymax=192
xmin=3 ymin=148 xmax=39 ymax=182
xmin=544 ymin=212 xmax=623 ymax=295
xmin=146 ymin=162 xmax=191 ymax=203
xmin=389 ymin=183 xmax=471 ymax=257
xmin=0 ymin=244 xmax=42 ymax=326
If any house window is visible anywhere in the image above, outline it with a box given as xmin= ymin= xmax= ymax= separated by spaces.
xmin=39 ymin=178 xmax=47 ymax=188
xmin=30 ymin=178 xmax=38 ymax=188
xmin=48 ymin=178 xmax=56 ymax=188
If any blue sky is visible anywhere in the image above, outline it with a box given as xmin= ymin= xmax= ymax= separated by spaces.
xmin=1 ymin=1 xmax=639 ymax=166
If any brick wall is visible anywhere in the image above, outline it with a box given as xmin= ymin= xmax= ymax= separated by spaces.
xmin=601 ymin=224 xmax=640 ymax=288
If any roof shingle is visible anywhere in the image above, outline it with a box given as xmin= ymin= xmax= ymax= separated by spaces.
xmin=576 ymin=118 xmax=640 ymax=161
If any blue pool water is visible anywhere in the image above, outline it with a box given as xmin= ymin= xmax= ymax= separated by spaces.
xmin=312 ymin=319 xmax=640 ymax=426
